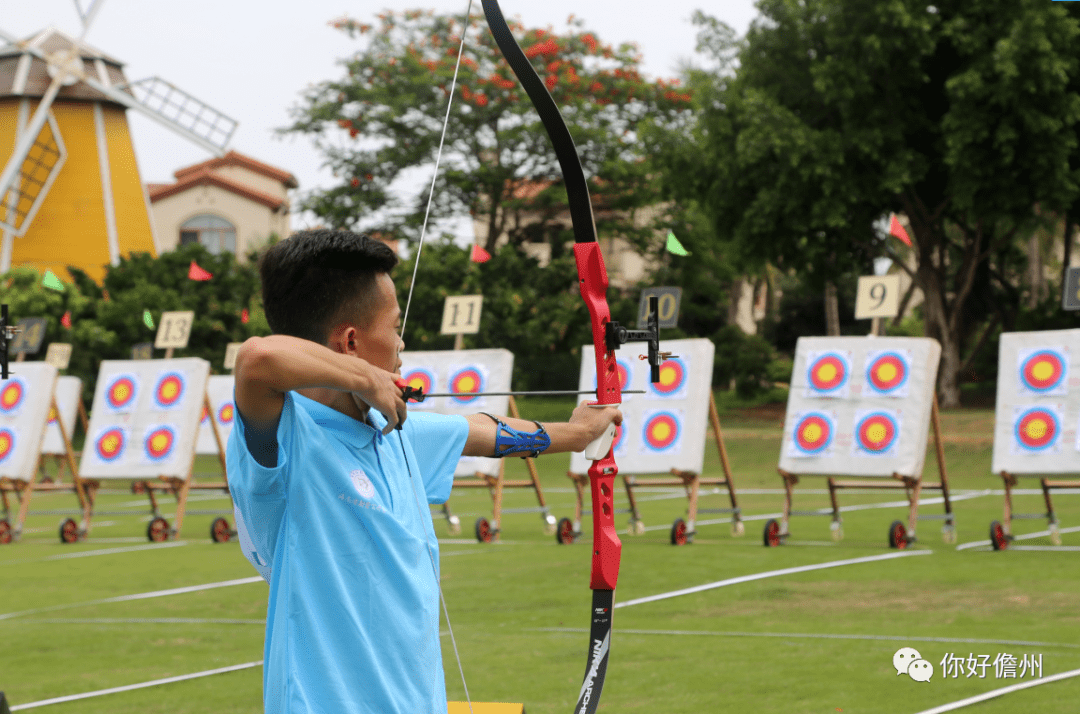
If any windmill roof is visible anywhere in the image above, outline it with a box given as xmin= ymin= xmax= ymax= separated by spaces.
xmin=148 ymin=168 xmax=289 ymax=211
xmin=173 ymin=151 xmax=299 ymax=188
xmin=0 ymin=27 xmax=123 ymax=65
xmin=0 ymin=27 xmax=130 ymax=103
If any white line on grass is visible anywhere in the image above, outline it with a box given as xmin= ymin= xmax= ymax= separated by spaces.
xmin=0 ymin=576 xmax=265 ymax=622
xmin=9 ymin=660 xmax=263 ymax=711
xmin=23 ymin=617 xmax=264 ymax=625
xmin=911 ymin=667 xmax=1080 ymax=714
xmin=956 ymin=525 xmax=1080 ymax=551
xmin=614 ymin=550 xmax=931 ymax=609
xmin=528 ymin=627 xmax=1080 ymax=649
xmin=45 ymin=541 xmax=188 ymax=560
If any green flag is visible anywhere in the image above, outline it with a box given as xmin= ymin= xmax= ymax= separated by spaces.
xmin=143 ymin=310 xmax=155 ymax=330
xmin=666 ymin=231 xmax=690 ymax=256
xmin=42 ymin=270 xmax=65 ymax=292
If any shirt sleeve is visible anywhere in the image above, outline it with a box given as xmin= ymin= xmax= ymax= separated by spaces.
xmin=401 ymin=412 xmax=469 ymax=504
xmin=226 ymin=389 xmax=299 ymax=577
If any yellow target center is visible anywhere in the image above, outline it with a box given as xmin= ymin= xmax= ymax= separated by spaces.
xmin=161 ymin=381 xmax=179 ymax=399
xmin=802 ymin=423 xmax=822 ymax=443
xmin=1031 ymin=361 xmax=1054 ymax=382
xmin=816 ymin=364 xmax=837 ymax=383
xmin=1025 ymin=419 xmax=1048 ymax=440
xmin=652 ymin=423 xmax=671 ymax=440
xmin=877 ymin=363 xmax=897 ymax=382
xmin=660 ymin=367 xmax=677 ymax=387
xmin=102 ymin=435 xmax=119 ymax=452
xmin=151 ymin=433 xmax=169 ymax=451
xmin=2 ymin=388 xmax=17 ymax=407
xmin=114 ymin=385 xmax=130 ymax=401
xmin=408 ymin=377 xmax=425 ymax=389
xmin=458 ymin=376 xmax=477 ymax=392
xmin=0 ymin=435 xmax=10 ymax=451
xmin=867 ymin=423 xmax=887 ymax=443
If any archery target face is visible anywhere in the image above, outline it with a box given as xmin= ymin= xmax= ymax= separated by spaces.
xmin=218 ymin=402 xmax=235 ymax=425
xmin=612 ymin=423 xmax=627 ymax=456
xmin=592 ymin=358 xmax=635 ymax=399
xmin=104 ymin=374 xmax=138 ymax=413
xmin=449 ymin=366 xmax=485 ymax=405
xmin=788 ymin=411 xmax=836 ymax=457
xmin=805 ymin=351 xmax=852 ymax=398
xmin=0 ymin=428 xmax=15 ymax=463
xmin=0 ymin=377 xmax=26 ymax=416
xmin=648 ymin=357 xmax=688 ymax=398
xmin=1011 ymin=405 xmax=1062 ymax=454
xmin=640 ymin=410 xmax=682 ymax=454
xmin=1017 ymin=348 xmax=1068 ymax=396
xmin=401 ymin=367 xmax=434 ymax=406
xmin=94 ymin=427 xmax=127 ymax=463
xmin=153 ymin=371 xmax=187 ymax=409
xmin=853 ymin=409 xmax=901 ymax=456
xmin=48 ymin=405 xmax=58 ymax=424
xmin=865 ymin=350 xmax=911 ymax=398
xmin=143 ymin=425 xmax=178 ymax=462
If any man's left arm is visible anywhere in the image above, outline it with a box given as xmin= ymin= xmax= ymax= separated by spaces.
xmin=462 ymin=402 xmax=621 ymax=457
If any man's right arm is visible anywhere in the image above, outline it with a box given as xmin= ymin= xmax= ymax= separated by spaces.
xmin=233 ymin=335 xmax=406 ymax=429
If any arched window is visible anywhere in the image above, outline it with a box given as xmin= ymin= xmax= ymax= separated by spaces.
xmin=179 ymin=214 xmax=236 ymax=255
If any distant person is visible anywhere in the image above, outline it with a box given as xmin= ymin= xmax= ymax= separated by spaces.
xmin=227 ymin=229 xmax=620 ymax=714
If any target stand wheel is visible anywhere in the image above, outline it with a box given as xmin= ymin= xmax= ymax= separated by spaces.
xmin=474 ymin=516 xmax=495 ymax=543
xmin=58 ymin=517 xmax=79 ymax=544
xmin=763 ymin=518 xmax=782 ymax=547
xmin=670 ymin=518 xmax=690 ymax=546
xmin=210 ymin=517 xmax=233 ymax=543
xmin=989 ymin=520 xmax=1009 ymax=551
xmin=147 ymin=516 xmax=170 ymax=543
xmin=0 ymin=519 xmax=12 ymax=544
xmin=556 ymin=517 xmax=577 ymax=545
xmin=888 ymin=520 xmax=909 ymax=549
xmin=41 ymin=475 xmax=54 ymax=484
xmin=131 ymin=481 xmax=146 ymax=495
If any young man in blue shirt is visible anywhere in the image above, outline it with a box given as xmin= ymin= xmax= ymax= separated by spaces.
xmin=227 ymin=229 xmax=620 ymax=714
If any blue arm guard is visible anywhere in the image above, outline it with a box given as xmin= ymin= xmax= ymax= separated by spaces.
xmin=480 ymin=413 xmax=551 ymax=458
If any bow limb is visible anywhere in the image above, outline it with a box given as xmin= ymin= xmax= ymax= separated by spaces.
xmin=479 ymin=3 xmax=621 ymax=712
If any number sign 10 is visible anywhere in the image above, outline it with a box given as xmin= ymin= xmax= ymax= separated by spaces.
xmin=855 ymin=275 xmax=901 ymax=320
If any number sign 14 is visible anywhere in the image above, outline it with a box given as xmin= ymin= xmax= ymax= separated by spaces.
xmin=855 ymin=275 xmax=901 ymax=320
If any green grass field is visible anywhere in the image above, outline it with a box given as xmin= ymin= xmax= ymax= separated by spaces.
xmin=2 ymin=399 xmax=1079 ymax=713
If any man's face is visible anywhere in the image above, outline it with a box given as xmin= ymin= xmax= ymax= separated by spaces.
xmin=355 ymin=272 xmax=404 ymax=373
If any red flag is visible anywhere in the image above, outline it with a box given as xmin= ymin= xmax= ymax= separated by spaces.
xmin=470 ymin=244 xmax=491 ymax=263
xmin=188 ymin=260 xmax=213 ymax=281
xmin=241 ymin=308 xmax=249 ymax=324
xmin=61 ymin=311 xmax=72 ymax=328
xmin=889 ymin=213 xmax=912 ymax=247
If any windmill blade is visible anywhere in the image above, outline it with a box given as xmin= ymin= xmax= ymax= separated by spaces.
xmin=0 ymin=27 xmax=236 ymax=157
xmin=73 ymin=0 xmax=106 ymax=30
xmin=0 ymin=69 xmax=67 ymax=219
xmin=0 ymin=110 xmax=67 ymax=236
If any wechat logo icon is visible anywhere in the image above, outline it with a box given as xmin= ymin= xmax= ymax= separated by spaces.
xmin=893 ymin=647 xmax=934 ymax=682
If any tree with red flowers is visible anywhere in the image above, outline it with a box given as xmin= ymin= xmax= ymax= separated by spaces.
xmin=282 ymin=10 xmax=692 ymax=257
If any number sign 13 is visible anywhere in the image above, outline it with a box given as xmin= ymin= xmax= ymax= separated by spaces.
xmin=855 ymin=275 xmax=901 ymax=320
xmin=154 ymin=311 xmax=195 ymax=349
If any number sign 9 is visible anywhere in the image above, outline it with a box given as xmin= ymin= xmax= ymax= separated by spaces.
xmin=855 ymin=275 xmax=901 ymax=319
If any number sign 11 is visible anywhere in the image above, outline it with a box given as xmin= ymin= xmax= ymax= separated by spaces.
xmin=440 ymin=295 xmax=483 ymax=335
xmin=855 ymin=275 xmax=901 ymax=320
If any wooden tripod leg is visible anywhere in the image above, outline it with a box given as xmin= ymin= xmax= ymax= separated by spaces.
xmin=490 ymin=464 xmax=504 ymax=536
xmin=55 ymin=395 xmax=90 ymax=529
xmin=172 ymin=473 xmax=193 ymax=537
xmin=205 ymin=392 xmax=228 ymax=486
xmin=709 ymin=393 xmax=740 ymax=517
xmin=622 ymin=474 xmax=641 ymax=527
xmin=1041 ymin=478 xmax=1056 ymax=527
xmin=930 ymin=394 xmax=953 ymax=520
xmin=827 ymin=478 xmax=841 ymax=524
xmin=570 ymin=472 xmax=586 ymax=528
xmin=779 ymin=469 xmax=796 ymax=535
xmin=906 ymin=476 xmax=922 ymax=538
xmin=1002 ymin=471 xmax=1015 ymax=535
xmin=682 ymin=470 xmax=700 ymax=532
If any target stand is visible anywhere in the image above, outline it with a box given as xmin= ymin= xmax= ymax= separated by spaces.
xmin=36 ymin=376 xmax=89 ymax=485
xmin=436 ymin=395 xmax=557 ymax=543
xmin=769 ymin=394 xmax=954 ymax=548
xmin=987 ymin=329 xmax=1080 ymax=551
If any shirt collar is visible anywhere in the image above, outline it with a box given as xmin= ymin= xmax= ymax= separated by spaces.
xmin=291 ymin=391 xmax=377 ymax=448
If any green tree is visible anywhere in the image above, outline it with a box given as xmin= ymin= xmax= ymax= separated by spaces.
xmin=660 ymin=0 xmax=1080 ymax=405
xmin=281 ymin=10 xmax=692 ymax=258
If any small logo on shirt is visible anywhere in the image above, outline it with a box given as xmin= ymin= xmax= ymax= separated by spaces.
xmin=350 ymin=469 xmax=375 ymax=500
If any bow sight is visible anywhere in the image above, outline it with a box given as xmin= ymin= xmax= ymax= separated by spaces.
xmin=605 ymin=295 xmax=670 ymax=383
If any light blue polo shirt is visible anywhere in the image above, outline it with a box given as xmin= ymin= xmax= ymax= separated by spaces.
xmin=226 ymin=390 xmax=469 ymax=714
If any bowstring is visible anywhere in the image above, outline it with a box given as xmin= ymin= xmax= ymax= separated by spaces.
xmin=399 ymin=0 xmax=477 ymax=343
xmin=396 ymin=3 xmax=476 ymax=712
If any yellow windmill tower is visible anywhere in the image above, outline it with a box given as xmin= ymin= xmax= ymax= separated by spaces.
xmin=0 ymin=0 xmax=237 ymax=282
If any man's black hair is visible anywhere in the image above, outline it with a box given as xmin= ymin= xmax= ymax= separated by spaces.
xmin=258 ymin=229 xmax=399 ymax=345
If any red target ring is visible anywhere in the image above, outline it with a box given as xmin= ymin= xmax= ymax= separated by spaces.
xmin=154 ymin=373 xmax=185 ymax=408
xmin=450 ymin=367 xmax=484 ymax=404
xmin=643 ymin=412 xmax=680 ymax=451
xmin=144 ymin=427 xmax=176 ymax=461
xmin=96 ymin=428 xmax=125 ymax=462
xmin=793 ymin=413 xmax=833 ymax=455
xmin=1014 ymin=408 xmax=1059 ymax=451
xmin=402 ymin=368 xmax=434 ymax=396
xmin=218 ymin=402 xmax=235 ymax=424
xmin=651 ymin=359 xmax=686 ymax=396
xmin=0 ymin=428 xmax=14 ymax=462
xmin=866 ymin=352 xmax=908 ymax=394
xmin=807 ymin=353 xmax=848 ymax=393
xmin=1020 ymin=351 xmax=1066 ymax=393
xmin=855 ymin=412 xmax=898 ymax=453
xmin=107 ymin=376 xmax=137 ymax=410
xmin=0 ymin=380 xmax=23 ymax=413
